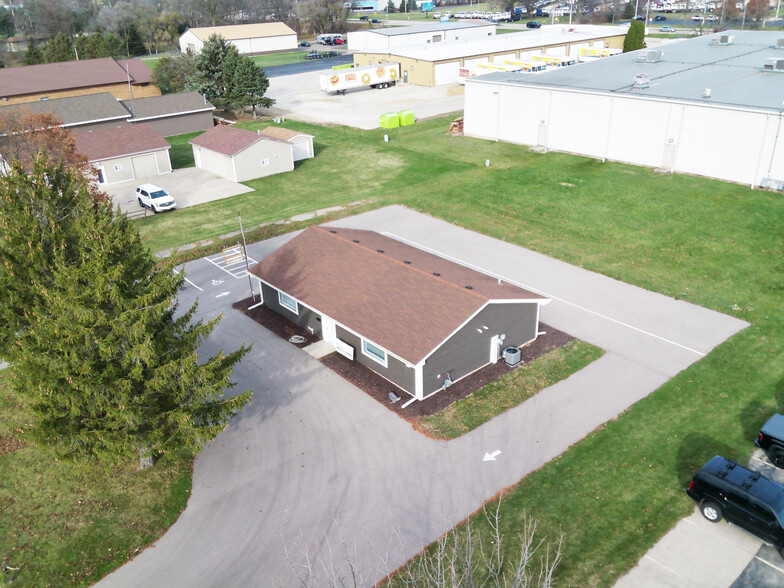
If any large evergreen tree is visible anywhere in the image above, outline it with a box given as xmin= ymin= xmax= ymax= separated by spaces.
xmin=43 ymin=32 xmax=75 ymax=62
xmin=187 ymin=33 xmax=232 ymax=103
xmin=24 ymin=39 xmax=44 ymax=65
xmin=623 ymin=19 xmax=645 ymax=52
xmin=228 ymin=56 xmax=275 ymax=118
xmin=0 ymin=156 xmax=252 ymax=467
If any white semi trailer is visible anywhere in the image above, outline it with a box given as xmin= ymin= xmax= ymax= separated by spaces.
xmin=319 ymin=62 xmax=400 ymax=95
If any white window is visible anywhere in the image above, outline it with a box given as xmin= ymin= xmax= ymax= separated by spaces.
xmin=114 ymin=164 xmax=123 ymax=171
xmin=362 ymin=339 xmax=388 ymax=367
xmin=261 ymin=159 xmax=270 ymax=166
xmin=278 ymin=291 xmax=298 ymax=314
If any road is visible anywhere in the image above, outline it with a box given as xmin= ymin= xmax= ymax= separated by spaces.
xmin=97 ymin=206 xmax=747 ymax=587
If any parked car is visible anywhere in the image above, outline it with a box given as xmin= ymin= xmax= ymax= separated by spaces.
xmin=659 ymin=25 xmax=676 ymax=32
xmin=299 ymin=41 xmax=311 ymax=47
xmin=136 ymin=183 xmax=176 ymax=213
xmin=432 ymin=12 xmax=441 ymax=18
xmin=305 ymin=50 xmax=321 ymax=60
xmin=634 ymin=15 xmax=646 ymax=21
xmin=334 ymin=37 xmax=344 ymax=44
xmin=654 ymin=14 xmax=667 ymax=21
xmin=371 ymin=17 xmax=381 ymax=23
xmin=757 ymin=414 xmax=784 ymax=467
xmin=359 ymin=15 xmax=369 ymax=21
xmin=692 ymin=14 xmax=704 ymax=21
xmin=686 ymin=455 xmax=784 ymax=558
xmin=526 ymin=20 xmax=541 ymax=28
xmin=706 ymin=14 xmax=719 ymax=21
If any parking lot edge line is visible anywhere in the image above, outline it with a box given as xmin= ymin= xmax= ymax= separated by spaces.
xmin=382 ymin=231 xmax=706 ymax=357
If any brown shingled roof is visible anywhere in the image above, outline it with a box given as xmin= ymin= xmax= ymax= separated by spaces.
xmin=250 ymin=226 xmax=548 ymax=364
xmin=257 ymin=127 xmax=313 ymax=143
xmin=0 ymin=57 xmax=153 ymax=99
xmin=189 ymin=125 xmax=261 ymax=156
xmin=74 ymin=123 xmax=170 ymax=161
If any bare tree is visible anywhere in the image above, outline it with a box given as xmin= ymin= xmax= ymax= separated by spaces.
xmin=282 ymin=499 xmax=563 ymax=588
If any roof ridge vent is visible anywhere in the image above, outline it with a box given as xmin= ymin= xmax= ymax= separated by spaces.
xmin=637 ymin=49 xmax=662 ymax=63
xmin=632 ymin=73 xmax=650 ymax=89
xmin=711 ymin=33 xmax=734 ymax=46
xmin=763 ymin=57 xmax=784 ymax=72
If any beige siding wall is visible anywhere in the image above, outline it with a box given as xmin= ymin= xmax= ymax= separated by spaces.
xmin=232 ymin=139 xmax=293 ymax=182
xmin=95 ymin=156 xmax=135 ymax=184
xmin=155 ymin=149 xmax=172 ymax=174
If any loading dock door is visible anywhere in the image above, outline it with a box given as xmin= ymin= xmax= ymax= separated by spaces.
xmin=434 ymin=61 xmax=460 ymax=85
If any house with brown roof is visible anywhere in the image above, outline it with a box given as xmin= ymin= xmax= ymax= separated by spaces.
xmin=0 ymin=92 xmax=132 ymax=134
xmin=258 ymin=126 xmax=314 ymax=162
xmin=179 ymin=23 xmax=297 ymax=56
xmin=189 ymin=125 xmax=294 ymax=182
xmin=249 ymin=226 xmax=550 ymax=401
xmin=0 ymin=57 xmax=159 ymax=106
xmin=75 ymin=124 xmax=172 ymax=185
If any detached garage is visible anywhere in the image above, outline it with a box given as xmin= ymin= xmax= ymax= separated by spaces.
xmin=75 ymin=123 xmax=171 ymax=185
xmin=257 ymin=127 xmax=314 ymax=162
xmin=189 ymin=125 xmax=294 ymax=182
xmin=250 ymin=226 xmax=550 ymax=401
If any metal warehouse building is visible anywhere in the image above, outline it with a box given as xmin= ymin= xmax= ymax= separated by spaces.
xmin=347 ymin=22 xmax=496 ymax=52
xmin=352 ymin=25 xmax=626 ymax=86
xmin=179 ymin=23 xmax=297 ymax=56
xmin=464 ymin=31 xmax=784 ymax=189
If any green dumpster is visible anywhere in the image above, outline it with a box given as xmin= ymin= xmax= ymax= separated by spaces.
xmin=398 ymin=109 xmax=415 ymax=126
xmin=379 ymin=112 xmax=399 ymax=129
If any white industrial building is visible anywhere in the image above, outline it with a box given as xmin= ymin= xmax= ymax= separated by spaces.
xmin=347 ymin=22 xmax=496 ymax=52
xmin=179 ymin=23 xmax=297 ymax=56
xmin=464 ymin=31 xmax=784 ymax=189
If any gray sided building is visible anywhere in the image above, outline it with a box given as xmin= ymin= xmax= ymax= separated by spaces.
xmin=250 ymin=226 xmax=550 ymax=401
xmin=121 ymin=92 xmax=216 ymax=136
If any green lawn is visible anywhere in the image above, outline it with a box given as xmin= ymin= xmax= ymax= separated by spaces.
xmin=419 ymin=340 xmax=604 ymax=439
xmin=0 ymin=370 xmax=192 ymax=587
xmin=144 ymin=114 xmax=784 ymax=586
xmin=250 ymin=51 xmax=314 ymax=67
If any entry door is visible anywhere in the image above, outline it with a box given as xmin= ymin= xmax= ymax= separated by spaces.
xmin=322 ymin=316 xmax=337 ymax=345
xmin=403 ymin=70 xmax=408 ymax=83
xmin=490 ymin=335 xmax=501 ymax=363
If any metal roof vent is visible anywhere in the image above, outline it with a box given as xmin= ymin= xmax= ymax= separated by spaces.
xmin=763 ymin=58 xmax=784 ymax=72
xmin=711 ymin=34 xmax=734 ymax=46
xmin=776 ymin=38 xmax=784 ymax=49
xmin=637 ymin=49 xmax=662 ymax=63
xmin=633 ymin=73 xmax=650 ymax=89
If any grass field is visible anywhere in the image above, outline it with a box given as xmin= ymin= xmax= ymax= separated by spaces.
xmin=419 ymin=340 xmax=604 ymax=439
xmin=143 ymin=114 xmax=783 ymax=585
xmin=0 ymin=371 xmax=192 ymax=587
xmin=249 ymin=51 xmax=314 ymax=67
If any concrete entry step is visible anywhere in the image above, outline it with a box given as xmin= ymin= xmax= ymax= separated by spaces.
xmin=303 ymin=339 xmax=334 ymax=359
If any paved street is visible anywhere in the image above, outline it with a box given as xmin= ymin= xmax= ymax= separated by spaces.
xmin=97 ymin=206 xmax=747 ymax=587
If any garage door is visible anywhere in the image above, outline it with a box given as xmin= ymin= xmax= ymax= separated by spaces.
xmin=570 ymin=42 xmax=589 ymax=57
xmin=202 ymin=149 xmax=232 ymax=180
xmin=131 ymin=153 xmax=159 ymax=179
xmin=434 ymin=61 xmax=461 ymax=85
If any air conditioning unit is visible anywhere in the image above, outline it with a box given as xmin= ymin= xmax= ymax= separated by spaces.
xmin=776 ymin=38 xmax=784 ymax=49
xmin=711 ymin=34 xmax=734 ymax=45
xmin=633 ymin=73 xmax=650 ymax=89
xmin=637 ymin=49 xmax=662 ymax=63
xmin=503 ymin=346 xmax=521 ymax=367
xmin=763 ymin=58 xmax=784 ymax=72
xmin=761 ymin=177 xmax=784 ymax=190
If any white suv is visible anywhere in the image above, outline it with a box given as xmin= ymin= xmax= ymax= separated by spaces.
xmin=136 ymin=183 xmax=176 ymax=213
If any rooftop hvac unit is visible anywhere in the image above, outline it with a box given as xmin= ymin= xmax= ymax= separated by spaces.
xmin=633 ymin=73 xmax=650 ymax=89
xmin=503 ymin=346 xmax=521 ymax=367
xmin=637 ymin=49 xmax=662 ymax=63
xmin=776 ymin=38 xmax=784 ymax=49
xmin=711 ymin=34 xmax=734 ymax=45
xmin=763 ymin=58 xmax=784 ymax=72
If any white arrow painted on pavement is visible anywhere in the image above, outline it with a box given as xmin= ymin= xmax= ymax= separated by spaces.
xmin=483 ymin=450 xmax=502 ymax=462
xmin=212 ymin=279 xmax=225 ymax=285
xmin=216 ymin=291 xmax=231 ymax=298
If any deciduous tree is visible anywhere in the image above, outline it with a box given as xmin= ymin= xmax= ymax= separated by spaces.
xmin=152 ymin=54 xmax=196 ymax=94
xmin=0 ymin=156 xmax=252 ymax=467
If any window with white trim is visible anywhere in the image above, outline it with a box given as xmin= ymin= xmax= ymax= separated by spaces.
xmin=278 ymin=291 xmax=298 ymax=314
xmin=114 ymin=164 xmax=123 ymax=171
xmin=261 ymin=159 xmax=270 ymax=166
xmin=361 ymin=339 xmax=387 ymax=367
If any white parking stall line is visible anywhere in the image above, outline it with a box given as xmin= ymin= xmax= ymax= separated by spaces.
xmin=173 ymin=268 xmax=204 ymax=291
xmin=205 ymin=250 xmax=258 ymax=280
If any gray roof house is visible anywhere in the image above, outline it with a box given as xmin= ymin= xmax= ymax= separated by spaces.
xmin=0 ymin=92 xmax=131 ymax=133
xmin=189 ymin=125 xmax=294 ymax=182
xmin=75 ymin=123 xmax=172 ymax=185
xmin=121 ymin=91 xmax=216 ymax=136
xmin=250 ymin=226 xmax=550 ymax=401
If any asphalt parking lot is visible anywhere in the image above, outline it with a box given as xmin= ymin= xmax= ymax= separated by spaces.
xmin=266 ymin=67 xmax=465 ymax=129
xmin=101 ymin=168 xmax=253 ymax=216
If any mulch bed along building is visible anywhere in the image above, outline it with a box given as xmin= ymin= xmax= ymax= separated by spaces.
xmin=234 ymin=297 xmax=574 ymax=424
